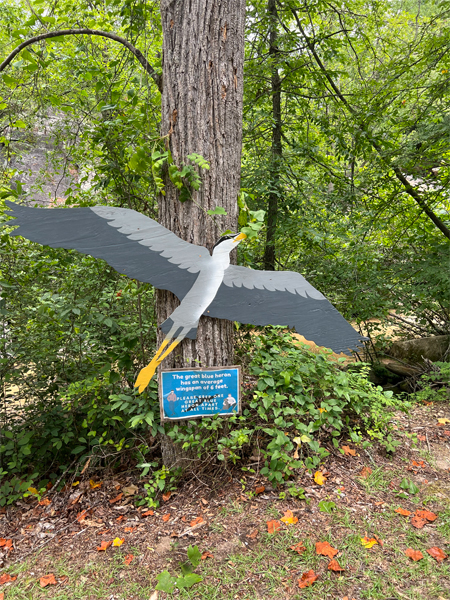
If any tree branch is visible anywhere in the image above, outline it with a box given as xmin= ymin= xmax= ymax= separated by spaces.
xmin=291 ymin=8 xmax=450 ymax=240
xmin=0 ymin=29 xmax=162 ymax=92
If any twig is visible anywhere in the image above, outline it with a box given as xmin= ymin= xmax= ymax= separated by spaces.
xmin=425 ymin=432 xmax=431 ymax=455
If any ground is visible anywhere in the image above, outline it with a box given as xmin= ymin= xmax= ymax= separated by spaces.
xmin=0 ymin=402 xmax=449 ymax=600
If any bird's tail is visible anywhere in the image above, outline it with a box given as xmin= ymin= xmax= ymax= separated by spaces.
xmin=134 ymin=337 xmax=181 ymax=393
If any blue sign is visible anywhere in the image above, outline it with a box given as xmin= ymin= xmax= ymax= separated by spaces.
xmin=159 ymin=366 xmax=240 ymax=421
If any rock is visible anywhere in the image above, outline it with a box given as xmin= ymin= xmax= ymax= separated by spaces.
xmin=388 ymin=335 xmax=450 ymax=365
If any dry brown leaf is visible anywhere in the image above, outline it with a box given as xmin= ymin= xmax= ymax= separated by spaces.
xmin=40 ymin=574 xmax=57 ymax=588
xmin=123 ymin=485 xmax=138 ymax=496
xmin=0 ymin=574 xmax=17 ymax=584
xmin=290 ymin=542 xmax=306 ymax=554
xmin=267 ymin=520 xmax=281 ymax=534
xmin=116 ymin=515 xmax=125 ymax=522
xmin=411 ymin=516 xmax=427 ymax=529
xmin=97 ymin=540 xmax=112 ymax=551
xmin=360 ymin=466 xmax=372 ymax=478
xmin=149 ymin=591 xmax=159 ymax=600
xmin=201 ymin=551 xmax=213 ymax=560
xmin=162 ymin=514 xmax=171 ymax=523
xmin=162 ymin=491 xmax=171 ymax=502
xmin=328 ymin=559 xmax=345 ymax=572
xmin=109 ymin=493 xmax=123 ymax=504
xmin=200 ymin=498 xmax=208 ymax=505
xmin=0 ymin=539 xmax=12 ymax=550
xmin=405 ymin=548 xmax=424 ymax=561
xmin=255 ymin=485 xmax=265 ymax=495
xmin=316 ymin=541 xmax=338 ymax=558
xmin=89 ymin=479 xmax=102 ymax=490
xmin=38 ymin=498 xmax=51 ymax=506
xmin=395 ymin=508 xmax=411 ymax=517
xmin=342 ymin=445 xmax=356 ymax=456
xmin=77 ymin=510 xmax=88 ymax=522
xmin=141 ymin=510 xmax=154 ymax=517
xmin=246 ymin=529 xmax=259 ymax=539
xmin=298 ymin=570 xmax=319 ymax=588
xmin=124 ymin=554 xmax=134 ymax=565
xmin=124 ymin=527 xmax=136 ymax=533
xmin=0 ymin=592 xmax=4 ymax=600
xmin=189 ymin=516 xmax=204 ymax=527
xmin=415 ymin=509 xmax=437 ymax=522
xmin=426 ymin=547 xmax=448 ymax=562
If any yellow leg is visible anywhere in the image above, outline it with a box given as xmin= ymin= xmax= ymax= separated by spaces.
xmin=134 ymin=339 xmax=181 ymax=394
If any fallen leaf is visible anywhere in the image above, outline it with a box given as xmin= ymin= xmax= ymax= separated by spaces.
xmin=27 ymin=487 xmax=38 ymax=494
xmin=395 ymin=508 xmax=411 ymax=517
xmin=342 ymin=445 xmax=356 ymax=456
xmin=298 ymin=569 xmax=319 ymax=588
xmin=97 ymin=529 xmax=111 ymax=535
xmin=97 ymin=540 xmax=112 ymax=551
xmin=123 ymin=484 xmax=138 ymax=496
xmin=405 ymin=548 xmax=424 ymax=561
xmin=360 ymin=466 xmax=372 ymax=478
xmin=246 ymin=529 xmax=259 ymax=539
xmin=162 ymin=491 xmax=171 ymax=502
xmin=411 ymin=516 xmax=427 ymax=529
xmin=426 ymin=547 xmax=448 ymax=562
xmin=0 ymin=574 xmax=17 ymax=584
xmin=0 ymin=539 xmax=12 ymax=549
xmin=437 ymin=418 xmax=450 ymax=425
xmin=417 ymin=434 xmax=426 ymax=441
xmin=38 ymin=498 xmax=51 ymax=506
xmin=412 ymin=460 xmax=425 ymax=468
xmin=361 ymin=536 xmax=378 ymax=549
xmin=149 ymin=591 xmax=159 ymax=600
xmin=415 ymin=509 xmax=437 ymax=522
xmin=40 ymin=574 xmax=57 ymax=587
xmin=113 ymin=537 xmax=125 ymax=547
xmin=255 ymin=485 xmax=265 ymax=495
xmin=200 ymin=498 xmax=208 ymax=505
xmin=314 ymin=471 xmax=326 ymax=485
xmin=162 ymin=514 xmax=171 ymax=523
xmin=374 ymin=501 xmax=384 ymax=506
xmin=77 ymin=510 xmax=88 ymax=522
xmin=116 ymin=515 xmax=125 ymax=522
xmin=89 ymin=479 xmax=102 ymax=490
xmin=374 ymin=534 xmax=383 ymax=547
xmin=0 ymin=592 xmax=4 ymax=600
xmin=328 ymin=559 xmax=345 ymax=572
xmin=316 ymin=541 xmax=338 ymax=558
xmin=189 ymin=516 xmax=204 ymax=527
xmin=124 ymin=554 xmax=134 ymax=565
xmin=109 ymin=493 xmax=123 ymax=504
xmin=290 ymin=542 xmax=306 ymax=554
xmin=267 ymin=520 xmax=281 ymax=534
xmin=141 ymin=510 xmax=154 ymax=517
xmin=124 ymin=527 xmax=136 ymax=533
xmin=201 ymin=551 xmax=213 ymax=559
xmin=281 ymin=510 xmax=298 ymax=525
xmin=72 ymin=481 xmax=79 ymax=486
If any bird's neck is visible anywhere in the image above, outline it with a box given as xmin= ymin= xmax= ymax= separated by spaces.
xmin=211 ymin=249 xmax=231 ymax=271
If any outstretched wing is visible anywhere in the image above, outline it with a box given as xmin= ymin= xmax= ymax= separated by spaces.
xmin=205 ymin=266 xmax=365 ymax=355
xmin=5 ymin=202 xmax=211 ymax=301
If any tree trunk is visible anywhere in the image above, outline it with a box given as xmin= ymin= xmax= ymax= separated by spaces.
xmin=263 ymin=0 xmax=282 ymax=271
xmin=157 ymin=0 xmax=246 ymax=466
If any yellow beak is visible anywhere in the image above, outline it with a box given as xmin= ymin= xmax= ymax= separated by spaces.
xmin=234 ymin=232 xmax=247 ymax=242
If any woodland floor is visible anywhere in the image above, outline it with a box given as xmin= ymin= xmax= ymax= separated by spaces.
xmin=0 ymin=401 xmax=449 ymax=600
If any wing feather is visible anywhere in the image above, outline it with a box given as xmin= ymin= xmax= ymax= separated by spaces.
xmin=5 ymin=202 xmax=210 ymax=301
xmin=205 ymin=265 xmax=365 ymax=355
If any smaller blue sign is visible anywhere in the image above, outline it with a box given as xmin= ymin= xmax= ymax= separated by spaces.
xmin=159 ymin=366 xmax=240 ymax=421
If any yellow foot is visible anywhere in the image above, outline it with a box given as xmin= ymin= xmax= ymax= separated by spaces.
xmin=134 ymin=339 xmax=182 ymax=394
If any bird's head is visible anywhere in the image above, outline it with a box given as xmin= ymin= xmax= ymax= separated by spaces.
xmin=212 ymin=232 xmax=247 ymax=255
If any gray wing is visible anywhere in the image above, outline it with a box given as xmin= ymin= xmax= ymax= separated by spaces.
xmin=5 ymin=201 xmax=211 ymax=301
xmin=205 ymin=265 xmax=366 ymax=355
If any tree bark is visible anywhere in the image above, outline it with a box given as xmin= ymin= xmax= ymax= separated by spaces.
xmin=263 ymin=0 xmax=282 ymax=271
xmin=157 ymin=0 xmax=246 ymax=466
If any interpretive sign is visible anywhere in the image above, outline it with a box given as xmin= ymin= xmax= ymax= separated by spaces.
xmin=159 ymin=366 xmax=241 ymax=421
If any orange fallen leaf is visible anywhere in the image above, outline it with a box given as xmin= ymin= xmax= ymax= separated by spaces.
xmin=426 ymin=547 xmax=448 ymax=562
xmin=314 ymin=471 xmax=326 ymax=485
xmin=328 ymin=559 xmax=345 ymax=572
xmin=190 ymin=516 xmax=204 ymax=527
xmin=361 ymin=536 xmax=378 ymax=549
xmin=112 ymin=537 xmax=125 ymax=547
xmin=162 ymin=491 xmax=171 ymax=502
xmin=281 ymin=510 xmax=298 ymax=525
xmin=0 ymin=539 xmax=12 ymax=549
xmin=246 ymin=529 xmax=259 ymax=539
xmin=290 ymin=542 xmax=306 ymax=554
xmin=255 ymin=485 xmax=265 ymax=495
xmin=109 ymin=493 xmax=123 ymax=504
xmin=162 ymin=514 xmax=171 ymax=523
xmin=116 ymin=515 xmax=125 ymax=522
xmin=298 ymin=569 xmax=319 ymax=588
xmin=417 ymin=434 xmax=426 ymax=441
xmin=124 ymin=527 xmax=136 ymax=533
xmin=374 ymin=534 xmax=383 ymax=547
xmin=0 ymin=592 xmax=4 ymax=600
xmin=0 ymin=574 xmax=17 ymax=584
xmin=443 ymin=430 xmax=450 ymax=436
xmin=97 ymin=540 xmax=112 ymax=551
xmin=411 ymin=516 xmax=427 ymax=529
xmin=201 ymin=498 xmax=208 ymax=505
xmin=267 ymin=520 xmax=281 ymax=534
xmin=201 ymin=551 xmax=213 ymax=560
xmin=124 ymin=554 xmax=134 ymax=565
xmin=415 ymin=509 xmax=437 ymax=522
xmin=40 ymin=574 xmax=57 ymax=587
xmin=342 ymin=445 xmax=356 ymax=456
xmin=89 ymin=479 xmax=102 ymax=490
xmin=412 ymin=460 xmax=425 ymax=468
xmin=141 ymin=510 xmax=154 ymax=517
xmin=405 ymin=548 xmax=424 ymax=561
xmin=360 ymin=466 xmax=372 ymax=478
xmin=97 ymin=529 xmax=110 ymax=535
xmin=395 ymin=508 xmax=411 ymax=517
xmin=77 ymin=510 xmax=88 ymax=522
xmin=38 ymin=498 xmax=51 ymax=506
xmin=316 ymin=541 xmax=338 ymax=558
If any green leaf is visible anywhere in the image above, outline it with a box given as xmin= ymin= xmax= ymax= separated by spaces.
xmin=318 ymin=500 xmax=336 ymax=513
xmin=400 ymin=478 xmax=419 ymax=495
xmin=187 ymin=545 xmax=202 ymax=568
xmin=207 ymin=206 xmax=227 ymax=216
xmin=155 ymin=570 xmax=176 ymax=593
xmin=12 ymin=120 xmax=26 ymax=128
xmin=180 ymin=561 xmax=193 ymax=576
xmin=176 ymin=573 xmax=202 ymax=589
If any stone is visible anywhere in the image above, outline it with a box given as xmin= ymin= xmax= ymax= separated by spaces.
xmin=389 ymin=335 xmax=450 ymax=365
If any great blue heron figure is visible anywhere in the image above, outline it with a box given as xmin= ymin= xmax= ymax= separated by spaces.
xmin=5 ymin=201 xmax=365 ymax=392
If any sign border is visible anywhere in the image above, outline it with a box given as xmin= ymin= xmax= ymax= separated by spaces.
xmin=158 ymin=365 xmax=241 ymax=422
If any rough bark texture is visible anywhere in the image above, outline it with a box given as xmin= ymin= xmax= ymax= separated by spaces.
xmin=157 ymin=0 xmax=246 ymax=466
xmin=263 ymin=0 xmax=282 ymax=271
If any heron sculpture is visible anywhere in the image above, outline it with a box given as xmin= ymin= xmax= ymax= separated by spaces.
xmin=5 ymin=201 xmax=365 ymax=392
